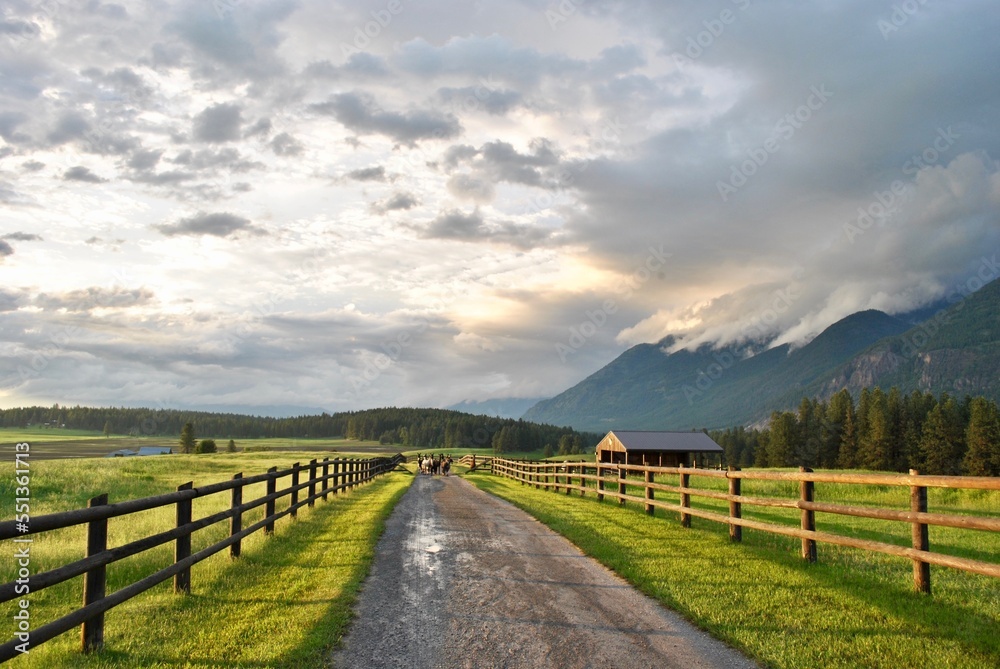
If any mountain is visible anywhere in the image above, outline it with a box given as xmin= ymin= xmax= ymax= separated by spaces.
xmin=809 ymin=278 xmax=1000 ymax=401
xmin=524 ymin=280 xmax=1000 ymax=432
xmin=446 ymin=398 xmax=547 ymax=419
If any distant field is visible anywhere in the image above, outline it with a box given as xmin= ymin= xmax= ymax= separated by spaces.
xmin=0 ymin=428 xmax=394 ymax=460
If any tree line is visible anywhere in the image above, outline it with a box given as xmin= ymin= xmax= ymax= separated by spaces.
xmin=0 ymin=405 xmax=597 ymax=455
xmin=712 ymin=387 xmax=1000 ymax=475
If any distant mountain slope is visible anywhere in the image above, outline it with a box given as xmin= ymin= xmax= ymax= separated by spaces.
xmin=810 ymin=278 xmax=1000 ymax=401
xmin=446 ymin=397 xmax=547 ymax=419
xmin=523 ymin=308 xmax=916 ymax=432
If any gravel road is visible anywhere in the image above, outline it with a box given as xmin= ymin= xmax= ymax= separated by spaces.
xmin=332 ymin=474 xmax=758 ymax=669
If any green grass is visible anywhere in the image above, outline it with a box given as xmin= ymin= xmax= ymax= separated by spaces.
xmin=0 ymin=429 xmax=393 ymax=460
xmin=1 ymin=452 xmax=412 ymax=668
xmin=467 ymin=471 xmax=1000 ymax=669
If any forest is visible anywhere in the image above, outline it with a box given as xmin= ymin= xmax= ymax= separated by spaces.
xmin=712 ymin=387 xmax=1000 ymax=475
xmin=0 ymin=404 xmax=598 ymax=454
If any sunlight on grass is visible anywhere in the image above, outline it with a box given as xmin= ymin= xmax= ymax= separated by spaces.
xmin=467 ymin=472 xmax=1000 ymax=669
xmin=1 ymin=453 xmax=412 ymax=668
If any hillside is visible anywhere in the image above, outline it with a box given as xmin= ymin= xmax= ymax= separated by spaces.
xmin=809 ymin=278 xmax=1000 ymax=401
xmin=523 ymin=279 xmax=1000 ymax=432
xmin=523 ymin=310 xmax=912 ymax=431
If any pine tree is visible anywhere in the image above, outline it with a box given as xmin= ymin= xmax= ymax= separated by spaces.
xmin=766 ymin=411 xmax=798 ymax=467
xmin=919 ymin=399 xmax=965 ymax=475
xmin=860 ymin=388 xmax=893 ymax=471
xmin=103 ymin=421 xmax=112 ymax=439
xmin=227 ymin=439 xmax=237 ymax=453
xmin=179 ymin=422 xmax=196 ymax=454
xmin=963 ymin=398 xmax=1000 ymax=476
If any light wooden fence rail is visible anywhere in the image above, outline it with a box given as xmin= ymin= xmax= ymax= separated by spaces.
xmin=489 ymin=458 xmax=1000 ymax=593
xmin=0 ymin=454 xmax=403 ymax=662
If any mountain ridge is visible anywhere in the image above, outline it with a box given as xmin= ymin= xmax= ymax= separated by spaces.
xmin=523 ymin=281 xmax=1000 ymax=431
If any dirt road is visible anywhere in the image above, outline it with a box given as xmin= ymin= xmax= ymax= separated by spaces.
xmin=332 ymin=474 xmax=757 ymax=668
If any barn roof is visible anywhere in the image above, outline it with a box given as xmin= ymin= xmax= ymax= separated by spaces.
xmin=599 ymin=430 xmax=723 ymax=453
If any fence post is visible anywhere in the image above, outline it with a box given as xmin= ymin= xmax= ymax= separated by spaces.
xmin=910 ymin=469 xmax=931 ymax=593
xmin=332 ymin=459 xmax=341 ymax=495
xmin=566 ymin=463 xmax=572 ymax=495
xmin=618 ymin=466 xmax=626 ymax=506
xmin=322 ymin=458 xmax=330 ymax=500
xmin=174 ymin=482 xmax=193 ymax=594
xmin=265 ymin=466 xmax=277 ymax=534
xmin=230 ymin=473 xmax=243 ymax=559
xmin=597 ymin=465 xmax=604 ymax=502
xmin=580 ymin=464 xmax=586 ymax=497
xmin=800 ymin=466 xmax=817 ymax=562
xmin=290 ymin=462 xmax=300 ymax=518
xmin=81 ymin=493 xmax=108 ymax=653
xmin=728 ymin=467 xmax=742 ymax=543
xmin=680 ymin=466 xmax=691 ymax=528
xmin=644 ymin=468 xmax=654 ymax=515
xmin=308 ymin=459 xmax=317 ymax=507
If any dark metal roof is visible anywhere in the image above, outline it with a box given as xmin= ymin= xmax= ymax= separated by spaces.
xmin=601 ymin=430 xmax=723 ymax=453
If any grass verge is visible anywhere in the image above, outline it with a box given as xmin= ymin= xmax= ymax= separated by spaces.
xmin=2 ymin=453 xmax=412 ymax=668
xmin=466 ymin=472 xmax=1000 ymax=669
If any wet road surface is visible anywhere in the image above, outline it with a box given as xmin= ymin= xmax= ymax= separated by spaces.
xmin=332 ymin=474 xmax=757 ymax=668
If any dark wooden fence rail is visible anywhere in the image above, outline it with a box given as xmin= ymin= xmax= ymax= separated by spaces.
xmin=490 ymin=458 xmax=1000 ymax=593
xmin=0 ymin=454 xmax=404 ymax=662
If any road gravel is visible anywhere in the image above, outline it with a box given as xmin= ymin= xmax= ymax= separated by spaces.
xmin=332 ymin=474 xmax=758 ymax=668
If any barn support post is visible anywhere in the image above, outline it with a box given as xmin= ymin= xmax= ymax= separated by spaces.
xmin=910 ymin=469 xmax=931 ymax=593
xmin=81 ymin=493 xmax=109 ymax=653
xmin=800 ymin=467 xmax=817 ymax=562
xmin=728 ymin=467 xmax=742 ymax=542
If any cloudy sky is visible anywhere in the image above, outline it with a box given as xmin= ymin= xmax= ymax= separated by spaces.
xmin=1 ymin=0 xmax=998 ymax=415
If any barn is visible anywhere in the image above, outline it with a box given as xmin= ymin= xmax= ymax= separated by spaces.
xmin=595 ymin=430 xmax=723 ymax=467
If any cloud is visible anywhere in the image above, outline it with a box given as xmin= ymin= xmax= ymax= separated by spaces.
xmin=447 ymin=173 xmax=495 ymax=203
xmin=192 ymin=103 xmax=243 ymax=143
xmin=2 ymin=232 xmax=42 ymax=242
xmin=155 ymin=212 xmax=265 ymax=238
xmin=64 ymin=166 xmax=108 ymax=183
xmin=47 ymin=113 xmax=91 ymax=145
xmin=345 ymin=165 xmax=386 ymax=182
xmin=419 ymin=209 xmax=556 ymax=250
xmin=310 ymin=92 xmax=462 ymax=145
xmin=371 ymin=192 xmax=419 ymax=214
xmin=34 ymin=286 xmax=156 ymax=312
xmin=437 ymin=86 xmax=524 ymax=116
xmin=244 ymin=117 xmax=271 ymax=139
xmin=270 ymin=132 xmax=303 ymax=156
xmin=0 ymin=240 xmax=13 ymax=258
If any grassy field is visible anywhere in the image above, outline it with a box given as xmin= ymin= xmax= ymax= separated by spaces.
xmin=466 ymin=470 xmax=1000 ymax=669
xmin=0 ymin=428 xmax=391 ymax=460
xmin=0 ymin=452 xmax=412 ymax=668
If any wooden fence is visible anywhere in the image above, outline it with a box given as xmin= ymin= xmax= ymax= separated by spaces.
xmin=0 ymin=454 xmax=403 ymax=661
xmin=490 ymin=458 xmax=1000 ymax=593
